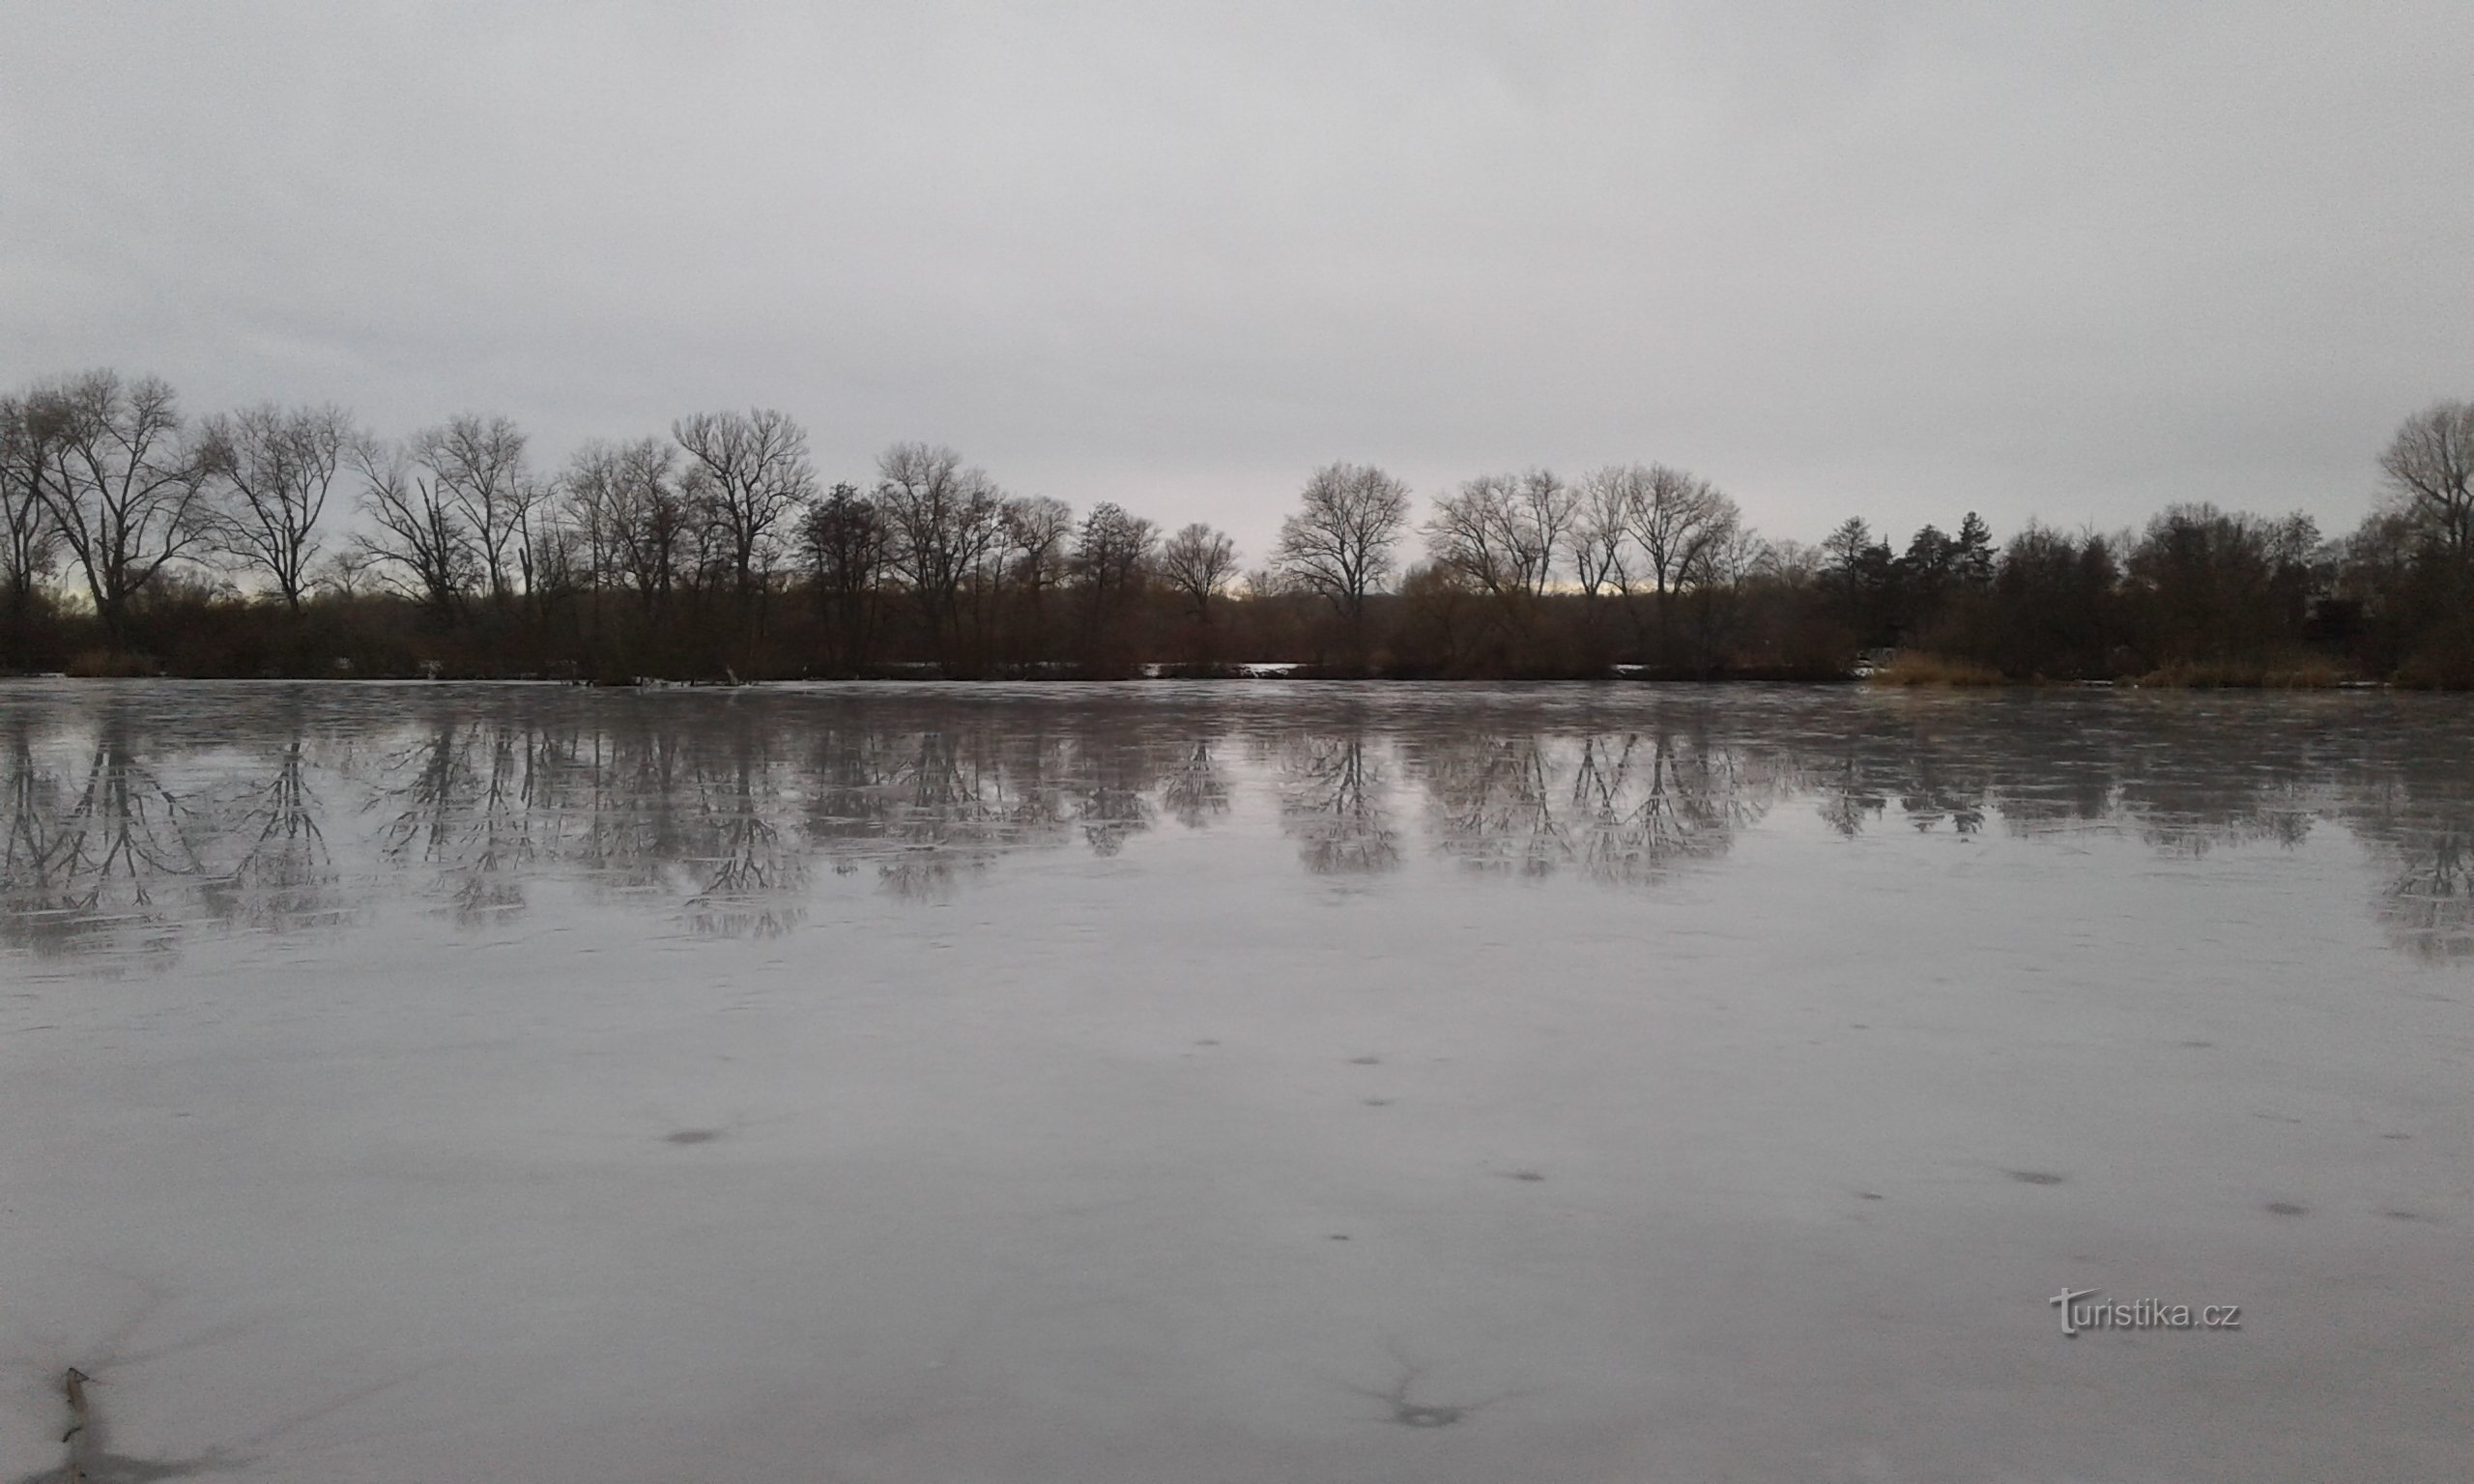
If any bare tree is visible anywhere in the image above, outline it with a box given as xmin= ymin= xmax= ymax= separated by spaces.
xmin=1424 ymin=469 xmax=1568 ymax=600
xmin=1072 ymin=501 xmax=1156 ymax=600
xmin=1517 ymin=469 xmax=1577 ymax=588
xmin=196 ymin=403 xmax=356 ymax=613
xmin=1274 ymin=462 xmax=1410 ymax=626
xmin=799 ymin=482 xmax=887 ymax=674
xmin=602 ymin=439 xmax=690 ymax=613
xmin=1677 ymin=520 xmax=1771 ymax=671
xmin=1629 ymin=464 xmax=1737 ymax=597
xmin=1072 ymin=501 xmax=1156 ymax=668
xmin=673 ymin=409 xmax=816 ymax=602
xmin=0 ymin=395 xmax=64 ymax=658
xmin=1566 ymin=466 xmax=1640 ymax=666
xmin=1425 ymin=474 xmax=1523 ymax=598
xmin=2380 ymin=400 xmax=2474 ymax=561
xmin=519 ymin=495 xmax=588 ymax=614
xmin=1763 ymin=538 xmax=1824 ymax=585
xmin=356 ymin=439 xmax=475 ymax=620
xmin=411 ymin=415 xmax=534 ymax=605
xmin=876 ymin=442 xmax=1006 ymax=669
xmin=311 ymin=545 xmax=380 ymax=601
xmin=555 ymin=442 xmax=624 ymax=607
xmin=1822 ymin=517 xmax=1875 ymax=586
xmin=1240 ymin=566 xmax=1291 ymax=601
xmin=1001 ymin=494 xmax=1074 ymax=663
xmin=21 ymin=371 xmax=214 ymax=648
xmin=1159 ymin=522 xmax=1239 ymax=623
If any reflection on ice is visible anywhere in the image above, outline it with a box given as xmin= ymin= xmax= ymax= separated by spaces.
xmin=2352 ymin=802 xmax=2474 ymax=961
xmin=2 ymin=715 xmax=206 ymax=965
xmin=3 ymin=681 xmax=2470 ymax=1483
xmin=1280 ymin=735 xmax=1399 ymax=875
xmin=1417 ymin=728 xmax=1780 ymax=882
xmin=3 ymin=683 xmax=2474 ymax=959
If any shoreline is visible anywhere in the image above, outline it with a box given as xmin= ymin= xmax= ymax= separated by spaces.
xmin=0 ymin=670 xmax=2419 ymax=691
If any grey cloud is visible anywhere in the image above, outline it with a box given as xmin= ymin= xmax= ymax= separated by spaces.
xmin=4 ymin=0 xmax=2468 ymax=560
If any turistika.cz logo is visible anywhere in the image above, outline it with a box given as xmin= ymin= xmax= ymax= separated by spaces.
xmin=2049 ymin=1287 xmax=2242 ymax=1336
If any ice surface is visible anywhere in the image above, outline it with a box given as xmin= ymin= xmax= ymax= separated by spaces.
xmin=1 ymin=681 xmax=2468 ymax=1482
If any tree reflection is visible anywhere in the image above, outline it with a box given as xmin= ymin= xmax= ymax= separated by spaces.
xmin=2373 ymin=825 xmax=2474 ymax=960
xmin=0 ymin=716 xmax=201 ymax=962
xmin=367 ymin=722 xmax=536 ymax=923
xmin=1424 ymin=735 xmax=1568 ymax=877
xmin=2116 ymin=748 xmax=2318 ymax=855
xmin=680 ymin=724 xmax=806 ymax=936
xmin=1805 ymin=721 xmax=2316 ymax=854
xmin=1568 ymin=729 xmax=1773 ymax=882
xmin=1416 ymin=728 xmax=1777 ymax=884
xmin=866 ymin=728 xmax=1037 ymax=898
xmin=2346 ymin=764 xmax=2474 ymax=961
xmin=1161 ymin=739 xmax=1229 ymax=828
xmin=1070 ymin=740 xmax=1156 ymax=857
xmin=1280 ymin=734 xmax=1399 ymax=875
xmin=3 ymin=690 xmax=2473 ymax=966
xmin=1815 ymin=753 xmax=1890 ymax=839
xmin=1894 ymin=756 xmax=1990 ymax=836
xmin=200 ymin=738 xmax=345 ymax=932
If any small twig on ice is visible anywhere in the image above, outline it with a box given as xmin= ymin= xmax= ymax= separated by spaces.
xmin=62 ymin=1366 xmax=98 ymax=1480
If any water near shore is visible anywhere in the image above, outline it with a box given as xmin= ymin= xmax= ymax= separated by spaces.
xmin=2 ymin=681 xmax=2467 ymax=1482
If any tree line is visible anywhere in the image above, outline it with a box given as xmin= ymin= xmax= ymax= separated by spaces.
xmin=4 ymin=368 xmax=2469 ymax=684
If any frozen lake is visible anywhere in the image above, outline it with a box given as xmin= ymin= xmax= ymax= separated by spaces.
xmin=3 ymin=680 xmax=2467 ymax=1483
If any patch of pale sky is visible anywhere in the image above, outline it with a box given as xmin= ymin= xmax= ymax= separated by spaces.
xmin=3 ymin=0 xmax=2468 ymax=562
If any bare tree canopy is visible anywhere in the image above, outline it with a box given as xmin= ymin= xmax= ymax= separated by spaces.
xmin=559 ymin=437 xmax=697 ymax=617
xmin=674 ymin=408 xmax=817 ymax=599
xmin=876 ymin=442 xmax=1005 ymax=663
xmin=1274 ymin=462 xmax=1410 ymax=623
xmin=411 ymin=414 xmax=536 ymax=604
xmin=0 ymin=395 xmax=66 ymax=648
xmin=355 ymin=439 xmax=476 ymax=619
xmin=622 ymin=439 xmax=694 ymax=608
xmin=20 ymin=370 xmax=213 ymax=643
xmin=998 ymin=494 xmax=1074 ymax=663
xmin=799 ymin=481 xmax=888 ymax=674
xmin=197 ymin=403 xmax=357 ymax=612
xmin=2380 ymin=401 xmax=2474 ymax=560
xmin=555 ymin=441 xmax=625 ymax=601
xmin=1822 ymin=516 xmax=1874 ymax=579
xmin=1424 ymin=469 xmax=1572 ymax=599
xmin=7 ymin=360 xmax=2474 ymax=686
xmin=1568 ymin=467 xmax=1638 ymax=599
xmin=1159 ymin=522 xmax=1239 ymax=621
xmin=1002 ymin=496 xmax=1074 ymax=596
xmin=1629 ymin=464 xmax=1740 ymax=596
xmin=801 ymin=481 xmax=886 ymax=601
xmin=1072 ymin=501 xmax=1156 ymax=599
xmin=1069 ymin=501 xmax=1158 ymax=671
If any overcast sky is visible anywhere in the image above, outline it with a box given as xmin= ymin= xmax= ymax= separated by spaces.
xmin=5 ymin=1 xmax=2469 ymax=560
